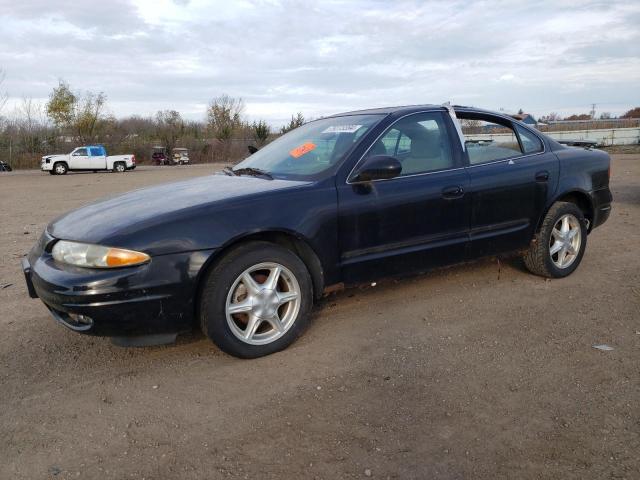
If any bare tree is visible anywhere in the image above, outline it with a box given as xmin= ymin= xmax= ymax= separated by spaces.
xmin=206 ymin=94 xmax=244 ymax=142
xmin=0 ymin=68 xmax=7 ymax=115
xmin=16 ymin=97 xmax=49 ymax=154
xmin=155 ymin=110 xmax=184 ymax=154
xmin=620 ymin=107 xmax=640 ymax=119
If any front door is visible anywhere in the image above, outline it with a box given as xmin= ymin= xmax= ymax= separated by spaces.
xmin=69 ymin=147 xmax=91 ymax=169
xmin=337 ymin=110 xmax=470 ymax=284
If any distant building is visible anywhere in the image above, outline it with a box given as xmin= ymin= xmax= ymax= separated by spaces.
xmin=511 ymin=113 xmax=538 ymax=126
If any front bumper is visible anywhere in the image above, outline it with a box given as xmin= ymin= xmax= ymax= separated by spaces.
xmin=23 ymin=235 xmax=216 ymax=337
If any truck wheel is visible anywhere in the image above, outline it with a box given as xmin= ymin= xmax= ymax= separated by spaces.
xmin=523 ymin=201 xmax=588 ymax=278
xmin=199 ymin=241 xmax=313 ymax=358
xmin=114 ymin=162 xmax=126 ymax=173
xmin=53 ymin=162 xmax=68 ymax=175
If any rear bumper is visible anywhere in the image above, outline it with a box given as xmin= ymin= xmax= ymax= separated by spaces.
xmin=23 ymin=240 xmax=216 ymax=337
xmin=590 ymin=187 xmax=613 ymax=229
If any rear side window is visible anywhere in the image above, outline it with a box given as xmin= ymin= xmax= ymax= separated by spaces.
xmin=89 ymin=147 xmax=104 ymax=156
xmin=458 ymin=118 xmax=523 ymax=165
xmin=515 ymin=125 xmax=543 ymax=154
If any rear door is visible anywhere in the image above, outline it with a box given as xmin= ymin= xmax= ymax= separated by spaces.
xmin=88 ymin=146 xmax=107 ymax=169
xmin=337 ymin=110 xmax=470 ymax=283
xmin=458 ymin=111 xmax=559 ymax=257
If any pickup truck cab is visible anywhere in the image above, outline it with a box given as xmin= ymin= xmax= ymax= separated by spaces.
xmin=41 ymin=146 xmax=136 ymax=175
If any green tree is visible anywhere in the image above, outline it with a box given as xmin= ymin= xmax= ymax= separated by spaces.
xmin=251 ymin=119 xmax=271 ymax=146
xmin=280 ymin=112 xmax=304 ymax=134
xmin=46 ymin=80 xmax=107 ymax=143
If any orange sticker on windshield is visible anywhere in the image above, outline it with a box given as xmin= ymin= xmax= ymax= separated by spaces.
xmin=289 ymin=142 xmax=316 ymax=158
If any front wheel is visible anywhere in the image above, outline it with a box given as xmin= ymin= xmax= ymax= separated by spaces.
xmin=199 ymin=241 xmax=313 ymax=358
xmin=53 ymin=162 xmax=68 ymax=175
xmin=523 ymin=202 xmax=588 ymax=278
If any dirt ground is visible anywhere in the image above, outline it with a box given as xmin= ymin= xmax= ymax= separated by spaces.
xmin=1 ymin=158 xmax=639 ymax=479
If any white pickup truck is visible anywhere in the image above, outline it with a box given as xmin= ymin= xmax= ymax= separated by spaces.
xmin=41 ymin=145 xmax=136 ymax=175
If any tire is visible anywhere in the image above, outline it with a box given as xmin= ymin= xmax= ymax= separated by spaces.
xmin=53 ymin=162 xmax=68 ymax=175
xmin=48 ymin=170 xmax=55 ymax=175
xmin=178 ymin=160 xmax=184 ymax=165
xmin=200 ymin=241 xmax=313 ymax=358
xmin=114 ymin=162 xmax=126 ymax=173
xmin=523 ymin=201 xmax=588 ymax=278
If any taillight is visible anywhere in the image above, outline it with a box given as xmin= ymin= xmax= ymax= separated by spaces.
xmin=132 ymin=155 xmax=136 ymax=164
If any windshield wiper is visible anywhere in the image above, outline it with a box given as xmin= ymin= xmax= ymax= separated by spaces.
xmin=222 ymin=166 xmax=235 ymax=176
xmin=231 ymin=167 xmax=273 ymax=180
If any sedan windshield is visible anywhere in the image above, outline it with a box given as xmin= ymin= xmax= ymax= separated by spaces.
xmin=233 ymin=114 xmax=384 ymax=179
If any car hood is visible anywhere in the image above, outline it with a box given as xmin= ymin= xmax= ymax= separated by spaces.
xmin=43 ymin=154 xmax=68 ymax=160
xmin=48 ymin=173 xmax=310 ymax=250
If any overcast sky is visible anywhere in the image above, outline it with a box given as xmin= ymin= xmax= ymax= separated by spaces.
xmin=0 ymin=0 xmax=639 ymax=125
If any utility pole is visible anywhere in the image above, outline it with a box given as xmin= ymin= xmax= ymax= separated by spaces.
xmin=590 ymin=103 xmax=596 ymax=119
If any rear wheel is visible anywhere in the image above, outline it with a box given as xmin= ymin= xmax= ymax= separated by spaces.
xmin=199 ymin=241 xmax=313 ymax=358
xmin=523 ymin=201 xmax=587 ymax=278
xmin=53 ymin=162 xmax=68 ymax=175
xmin=114 ymin=162 xmax=126 ymax=173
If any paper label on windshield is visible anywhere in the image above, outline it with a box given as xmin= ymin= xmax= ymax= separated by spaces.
xmin=322 ymin=124 xmax=362 ymax=134
xmin=289 ymin=142 xmax=316 ymax=158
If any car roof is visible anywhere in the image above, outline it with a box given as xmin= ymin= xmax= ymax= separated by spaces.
xmin=328 ymin=104 xmax=444 ymax=117
xmin=326 ymin=104 xmax=511 ymax=118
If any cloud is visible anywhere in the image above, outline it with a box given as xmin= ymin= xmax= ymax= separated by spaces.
xmin=0 ymin=0 xmax=638 ymax=124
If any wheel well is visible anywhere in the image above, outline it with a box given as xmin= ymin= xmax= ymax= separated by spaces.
xmin=539 ymin=191 xmax=594 ymax=232
xmin=194 ymin=232 xmax=325 ymax=320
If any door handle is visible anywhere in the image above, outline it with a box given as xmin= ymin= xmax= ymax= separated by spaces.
xmin=535 ymin=170 xmax=550 ymax=182
xmin=441 ymin=185 xmax=464 ymax=200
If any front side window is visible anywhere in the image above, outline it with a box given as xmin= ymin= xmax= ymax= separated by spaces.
xmin=363 ymin=112 xmax=454 ymax=176
xmin=73 ymin=148 xmax=88 ymax=156
xmin=233 ymin=114 xmax=384 ymax=179
xmin=515 ymin=125 xmax=543 ymax=154
xmin=459 ymin=117 xmax=522 ymax=165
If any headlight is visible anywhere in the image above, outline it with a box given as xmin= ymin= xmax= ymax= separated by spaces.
xmin=51 ymin=240 xmax=150 ymax=268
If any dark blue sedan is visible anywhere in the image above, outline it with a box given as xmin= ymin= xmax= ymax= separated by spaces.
xmin=23 ymin=105 xmax=612 ymax=357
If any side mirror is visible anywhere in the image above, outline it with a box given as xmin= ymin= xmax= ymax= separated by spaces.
xmin=247 ymin=145 xmax=258 ymax=154
xmin=352 ymin=155 xmax=402 ymax=182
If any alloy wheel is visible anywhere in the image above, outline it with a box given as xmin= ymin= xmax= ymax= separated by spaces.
xmin=225 ymin=262 xmax=301 ymax=345
xmin=549 ymin=213 xmax=582 ymax=269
